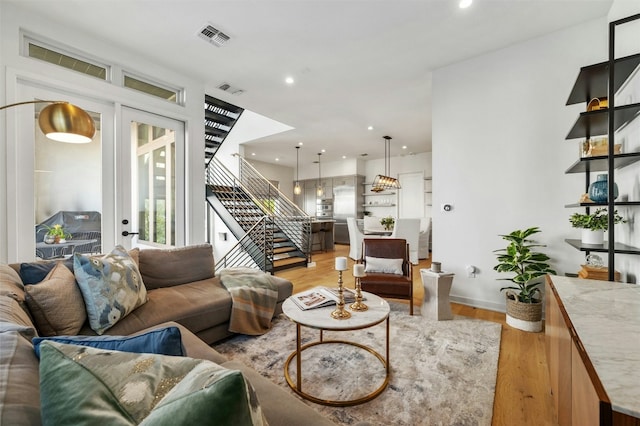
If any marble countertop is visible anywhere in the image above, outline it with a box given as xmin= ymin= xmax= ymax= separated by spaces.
xmin=549 ymin=275 xmax=640 ymax=418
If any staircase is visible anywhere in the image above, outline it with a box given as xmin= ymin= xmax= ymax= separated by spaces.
xmin=206 ymin=156 xmax=311 ymax=274
xmin=204 ymin=95 xmax=243 ymax=163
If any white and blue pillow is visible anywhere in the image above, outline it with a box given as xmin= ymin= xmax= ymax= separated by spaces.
xmin=74 ymin=245 xmax=147 ymax=334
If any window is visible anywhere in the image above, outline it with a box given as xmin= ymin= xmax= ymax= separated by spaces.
xmin=124 ymin=74 xmax=181 ymax=103
xmin=25 ymin=37 xmax=109 ymax=80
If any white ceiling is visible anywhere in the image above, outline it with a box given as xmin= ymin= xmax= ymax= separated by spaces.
xmin=10 ymin=0 xmax=613 ymax=167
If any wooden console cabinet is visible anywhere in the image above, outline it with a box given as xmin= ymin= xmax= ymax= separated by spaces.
xmin=545 ymin=276 xmax=640 ymax=426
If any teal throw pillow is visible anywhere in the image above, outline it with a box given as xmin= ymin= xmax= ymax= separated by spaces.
xmin=39 ymin=341 xmax=267 ymax=426
xmin=74 ymin=245 xmax=148 ymax=335
xmin=33 ymin=326 xmax=185 ymax=358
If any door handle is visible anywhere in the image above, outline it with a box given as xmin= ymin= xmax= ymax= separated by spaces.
xmin=122 ymin=231 xmax=139 ymax=237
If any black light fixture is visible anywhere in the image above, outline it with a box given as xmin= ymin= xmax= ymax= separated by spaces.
xmin=293 ymin=146 xmax=302 ymax=195
xmin=0 ymin=100 xmax=95 ymax=143
xmin=371 ymin=135 xmax=401 ymax=192
xmin=316 ymin=153 xmax=323 ymax=197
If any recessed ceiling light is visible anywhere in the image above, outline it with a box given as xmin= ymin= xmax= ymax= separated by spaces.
xmin=402 ymin=145 xmax=407 ymax=149
xmin=285 ymin=76 xmax=295 ymax=85
xmin=367 ymin=126 xmax=373 ymax=130
xmin=275 ymin=158 xmax=279 ymax=161
xmin=298 ymin=141 xmax=303 ymax=146
xmin=459 ymin=0 xmax=472 ymax=9
xmin=342 ymin=155 xmax=346 ymax=159
xmin=321 ymin=149 xmax=326 ymax=153
xmin=251 ymin=152 xmax=256 ymax=156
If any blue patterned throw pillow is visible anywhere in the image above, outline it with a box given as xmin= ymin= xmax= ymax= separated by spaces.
xmin=33 ymin=326 xmax=185 ymax=358
xmin=74 ymin=245 xmax=148 ymax=335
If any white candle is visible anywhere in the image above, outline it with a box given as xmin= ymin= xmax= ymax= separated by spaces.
xmin=353 ymin=264 xmax=366 ymax=277
xmin=335 ymin=256 xmax=348 ymax=271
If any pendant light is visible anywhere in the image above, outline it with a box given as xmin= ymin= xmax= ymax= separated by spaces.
xmin=293 ymin=146 xmax=302 ymax=195
xmin=371 ymin=135 xmax=401 ymax=192
xmin=316 ymin=153 xmax=324 ymax=197
xmin=1 ymin=100 xmax=95 ymax=143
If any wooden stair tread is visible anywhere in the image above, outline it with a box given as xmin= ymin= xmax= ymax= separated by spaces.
xmin=274 ymin=246 xmax=296 ymax=254
xmin=273 ymin=256 xmax=307 ymax=267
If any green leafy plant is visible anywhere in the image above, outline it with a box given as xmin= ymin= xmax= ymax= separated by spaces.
xmin=494 ymin=227 xmax=556 ymax=303
xmin=380 ymin=216 xmax=395 ymax=230
xmin=44 ymin=224 xmax=71 ymax=240
xmin=569 ymin=208 xmax=625 ymax=231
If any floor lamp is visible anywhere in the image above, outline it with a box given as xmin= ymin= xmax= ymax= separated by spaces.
xmin=0 ymin=100 xmax=95 ymax=143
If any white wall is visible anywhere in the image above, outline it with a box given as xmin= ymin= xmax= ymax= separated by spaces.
xmin=432 ymin=17 xmax=613 ymax=312
xmin=247 ymin=159 xmax=294 ymax=197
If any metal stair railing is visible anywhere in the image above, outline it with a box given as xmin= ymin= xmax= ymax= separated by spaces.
xmin=214 ymin=217 xmax=273 ymax=274
xmin=206 ymin=158 xmax=274 ymax=271
xmin=234 ymin=154 xmax=311 ymax=258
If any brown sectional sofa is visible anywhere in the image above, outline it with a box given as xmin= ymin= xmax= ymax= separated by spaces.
xmin=0 ymin=244 xmax=338 ymax=426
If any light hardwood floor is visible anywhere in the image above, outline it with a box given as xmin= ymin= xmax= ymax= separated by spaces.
xmin=275 ymin=244 xmax=557 ymax=426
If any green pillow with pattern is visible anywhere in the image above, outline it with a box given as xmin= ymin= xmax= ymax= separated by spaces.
xmin=39 ymin=341 xmax=267 ymax=426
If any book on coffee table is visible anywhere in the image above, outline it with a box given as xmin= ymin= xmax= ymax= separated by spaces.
xmin=291 ymin=286 xmax=359 ymax=310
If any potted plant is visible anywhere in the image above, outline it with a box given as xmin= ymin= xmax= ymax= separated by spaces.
xmin=43 ymin=224 xmax=71 ymax=244
xmin=569 ymin=208 xmax=625 ymax=245
xmin=380 ymin=216 xmax=395 ymax=231
xmin=494 ymin=227 xmax=556 ymax=332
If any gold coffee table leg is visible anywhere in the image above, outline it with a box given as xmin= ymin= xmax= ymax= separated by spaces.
xmin=284 ymin=321 xmax=390 ymax=407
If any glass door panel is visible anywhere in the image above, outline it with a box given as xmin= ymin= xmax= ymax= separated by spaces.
xmin=34 ymin=104 xmax=102 ymax=259
xmin=122 ymin=108 xmax=184 ymax=249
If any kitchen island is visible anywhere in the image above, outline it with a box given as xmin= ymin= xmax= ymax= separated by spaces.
xmin=545 ymin=275 xmax=640 ymax=425
xmin=310 ymin=219 xmax=335 ymax=252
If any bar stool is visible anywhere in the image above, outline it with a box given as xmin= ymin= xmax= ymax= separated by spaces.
xmin=310 ymin=222 xmax=324 ymax=252
xmin=320 ymin=221 xmax=333 ymax=251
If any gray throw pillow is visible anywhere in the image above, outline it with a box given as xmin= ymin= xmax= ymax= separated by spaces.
xmin=138 ymin=244 xmax=215 ymax=290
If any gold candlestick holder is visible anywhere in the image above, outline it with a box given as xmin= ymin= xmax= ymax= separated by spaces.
xmin=350 ymin=276 xmax=368 ymax=311
xmin=330 ymin=270 xmax=351 ymax=320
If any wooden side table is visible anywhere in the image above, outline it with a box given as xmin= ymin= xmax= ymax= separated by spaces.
xmin=420 ymin=269 xmax=454 ymax=320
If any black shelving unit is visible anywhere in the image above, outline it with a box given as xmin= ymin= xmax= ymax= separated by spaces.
xmin=564 ymin=13 xmax=640 ymax=281
xmin=564 ymin=152 xmax=640 ymax=173
xmin=564 ymin=239 xmax=640 ymax=256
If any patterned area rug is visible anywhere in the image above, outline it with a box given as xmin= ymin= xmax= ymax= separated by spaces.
xmin=213 ymin=302 xmax=502 ymax=426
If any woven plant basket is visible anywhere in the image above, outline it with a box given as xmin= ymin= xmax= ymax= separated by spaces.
xmin=505 ymin=291 xmax=542 ymax=333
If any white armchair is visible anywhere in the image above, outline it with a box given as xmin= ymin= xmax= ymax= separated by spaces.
xmin=418 ymin=217 xmax=431 ymax=260
xmin=347 ymin=217 xmax=366 ymax=261
xmin=347 ymin=217 xmax=381 ymax=260
xmin=390 ymin=218 xmax=421 ymax=265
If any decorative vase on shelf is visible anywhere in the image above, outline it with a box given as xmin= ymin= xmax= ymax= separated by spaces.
xmin=589 ymin=173 xmax=618 ymax=203
xmin=581 ymin=229 xmax=604 ymax=245
xmin=44 ymin=234 xmax=55 ymax=244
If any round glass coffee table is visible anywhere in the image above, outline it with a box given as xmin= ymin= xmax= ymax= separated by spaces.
xmin=282 ymin=291 xmax=390 ymax=406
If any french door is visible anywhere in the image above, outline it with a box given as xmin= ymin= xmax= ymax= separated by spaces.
xmin=9 ymin=84 xmax=184 ymax=261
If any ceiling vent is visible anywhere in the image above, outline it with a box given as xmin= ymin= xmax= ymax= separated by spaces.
xmin=217 ymin=82 xmax=245 ymax=96
xmin=198 ymin=24 xmax=230 ymax=47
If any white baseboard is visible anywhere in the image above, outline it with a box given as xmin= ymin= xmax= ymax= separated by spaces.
xmin=449 ymin=295 xmax=505 ymax=314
